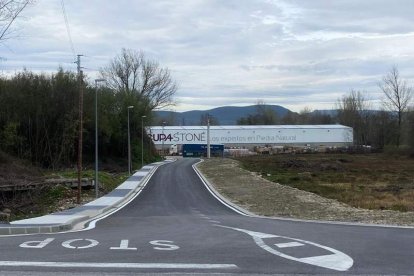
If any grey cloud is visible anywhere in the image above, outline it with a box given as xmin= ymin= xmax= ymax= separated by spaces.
xmin=2 ymin=0 xmax=414 ymax=112
xmin=289 ymin=0 xmax=414 ymax=35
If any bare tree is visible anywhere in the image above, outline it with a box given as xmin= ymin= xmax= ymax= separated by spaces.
xmin=237 ymin=100 xmax=278 ymax=125
xmin=407 ymin=107 xmax=414 ymax=152
xmin=100 ymin=48 xmax=177 ymax=110
xmin=0 ymin=0 xmax=31 ymax=42
xmin=255 ymin=100 xmax=278 ymax=125
xmin=298 ymin=106 xmax=313 ymax=124
xmin=336 ymin=90 xmax=371 ymax=145
xmin=199 ymin=113 xmax=219 ymax=126
xmin=379 ymin=66 xmax=413 ymax=147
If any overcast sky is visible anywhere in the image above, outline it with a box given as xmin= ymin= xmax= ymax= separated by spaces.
xmin=1 ymin=0 xmax=414 ymax=112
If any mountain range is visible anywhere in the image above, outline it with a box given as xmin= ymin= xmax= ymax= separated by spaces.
xmin=153 ymin=105 xmax=292 ymax=125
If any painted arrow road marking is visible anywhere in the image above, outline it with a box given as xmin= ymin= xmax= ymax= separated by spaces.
xmin=217 ymin=225 xmax=353 ymax=272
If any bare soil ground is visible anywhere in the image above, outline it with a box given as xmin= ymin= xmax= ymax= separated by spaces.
xmin=0 ymin=151 xmax=127 ymax=221
xmin=0 ymin=151 xmax=43 ymax=188
xmin=197 ymin=157 xmax=414 ymax=226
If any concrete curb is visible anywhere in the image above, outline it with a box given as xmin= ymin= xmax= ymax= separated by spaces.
xmin=193 ymin=159 xmax=255 ymax=217
xmin=0 ymin=159 xmax=175 ymax=236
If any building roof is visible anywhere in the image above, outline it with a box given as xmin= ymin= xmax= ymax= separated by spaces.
xmin=148 ymin=125 xmax=352 ymax=130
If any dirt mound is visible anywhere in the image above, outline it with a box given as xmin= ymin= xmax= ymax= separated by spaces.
xmin=281 ymin=158 xmax=345 ymax=172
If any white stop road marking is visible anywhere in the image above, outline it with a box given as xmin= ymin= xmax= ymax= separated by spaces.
xmin=18 ymin=238 xmax=180 ymax=251
xmin=62 ymin=239 xmax=99 ymax=249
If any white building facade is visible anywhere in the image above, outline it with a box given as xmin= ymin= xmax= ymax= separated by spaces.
xmin=147 ymin=125 xmax=353 ymax=148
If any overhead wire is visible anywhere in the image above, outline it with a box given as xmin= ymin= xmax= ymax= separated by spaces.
xmin=60 ymin=0 xmax=76 ymax=60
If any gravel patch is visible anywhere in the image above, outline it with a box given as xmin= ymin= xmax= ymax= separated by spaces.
xmin=197 ymin=158 xmax=414 ymax=226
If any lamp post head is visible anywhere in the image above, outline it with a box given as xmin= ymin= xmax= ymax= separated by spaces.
xmin=128 ymin=106 xmax=134 ymax=109
xmin=142 ymin=115 xmax=147 ymax=118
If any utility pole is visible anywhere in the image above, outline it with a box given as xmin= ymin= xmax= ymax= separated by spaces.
xmin=76 ymin=54 xmax=83 ymax=204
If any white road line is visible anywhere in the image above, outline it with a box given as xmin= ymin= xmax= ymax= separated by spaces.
xmin=275 ymin=242 xmax=304 ymax=248
xmin=209 ymin=220 xmax=221 ymax=224
xmin=192 ymin=161 xmax=248 ymax=216
xmin=0 ymin=261 xmax=238 ymax=270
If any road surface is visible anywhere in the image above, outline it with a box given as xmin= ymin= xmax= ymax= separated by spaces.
xmin=0 ymin=158 xmax=413 ymax=275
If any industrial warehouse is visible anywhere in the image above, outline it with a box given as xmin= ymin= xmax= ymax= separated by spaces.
xmin=147 ymin=125 xmax=353 ymax=156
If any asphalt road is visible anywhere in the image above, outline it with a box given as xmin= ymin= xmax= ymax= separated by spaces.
xmin=0 ymin=158 xmax=413 ymax=275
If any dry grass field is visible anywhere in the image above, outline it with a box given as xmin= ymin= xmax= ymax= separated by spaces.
xmin=235 ymin=153 xmax=414 ymax=212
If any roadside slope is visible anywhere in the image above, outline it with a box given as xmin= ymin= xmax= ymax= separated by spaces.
xmin=197 ymin=158 xmax=414 ymax=226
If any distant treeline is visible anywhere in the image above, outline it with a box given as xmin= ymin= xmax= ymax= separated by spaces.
xmin=0 ymin=49 xmax=177 ymax=169
xmin=0 ymin=69 xmax=147 ymax=168
xmin=235 ymin=101 xmax=414 ymax=151
xmin=235 ymin=67 xmax=414 ymax=151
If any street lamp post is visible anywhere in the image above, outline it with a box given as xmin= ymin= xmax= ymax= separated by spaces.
xmin=141 ymin=115 xmax=147 ymax=168
xmin=94 ymin=78 xmax=105 ymax=198
xmin=127 ymin=106 xmax=134 ymax=175
xmin=162 ymin=121 xmax=166 ymax=156
xmin=207 ymin=115 xmax=211 ymax=159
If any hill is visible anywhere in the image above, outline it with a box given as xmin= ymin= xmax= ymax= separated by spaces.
xmin=153 ymin=105 xmax=291 ymax=125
